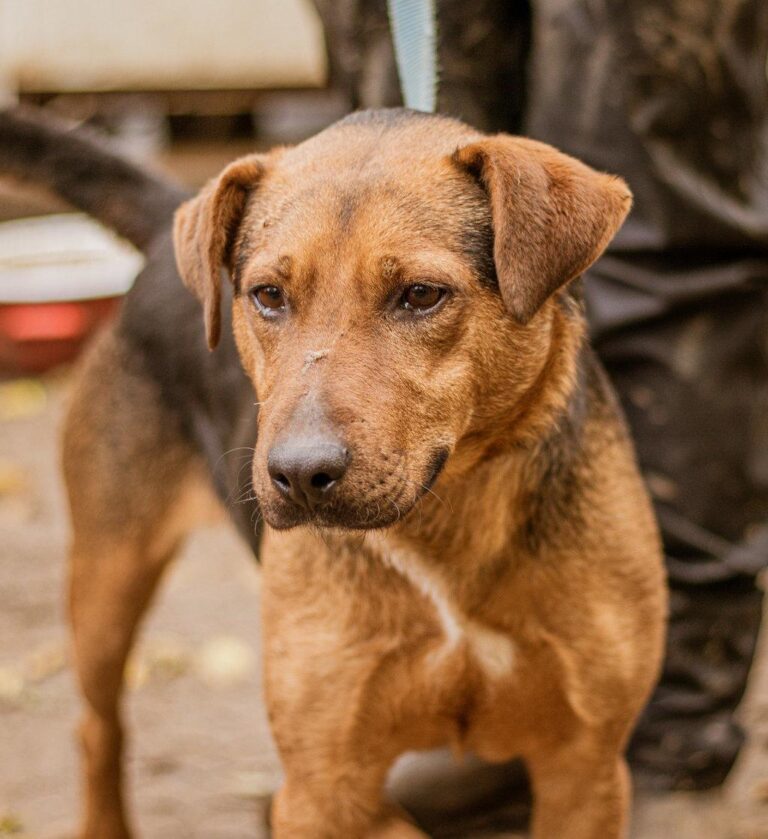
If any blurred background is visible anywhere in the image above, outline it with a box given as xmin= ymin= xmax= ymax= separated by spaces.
xmin=0 ymin=0 xmax=347 ymax=376
xmin=1 ymin=1 xmax=768 ymax=838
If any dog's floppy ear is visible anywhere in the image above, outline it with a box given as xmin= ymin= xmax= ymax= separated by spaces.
xmin=453 ymin=136 xmax=632 ymax=324
xmin=173 ymin=154 xmax=267 ymax=349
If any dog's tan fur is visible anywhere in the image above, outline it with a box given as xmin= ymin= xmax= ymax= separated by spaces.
xmin=59 ymin=110 xmax=666 ymax=838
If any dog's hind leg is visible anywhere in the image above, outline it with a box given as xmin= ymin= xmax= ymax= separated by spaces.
xmin=62 ymin=331 xmax=217 ymax=839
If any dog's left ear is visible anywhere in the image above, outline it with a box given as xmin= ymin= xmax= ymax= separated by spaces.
xmin=453 ymin=136 xmax=632 ymax=324
xmin=173 ymin=154 xmax=268 ymax=349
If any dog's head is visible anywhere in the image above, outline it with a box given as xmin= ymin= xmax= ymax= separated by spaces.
xmin=174 ymin=110 xmax=630 ymax=530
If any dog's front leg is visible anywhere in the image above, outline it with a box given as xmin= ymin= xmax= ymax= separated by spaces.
xmin=525 ymin=739 xmax=630 ymax=839
xmin=272 ymin=782 xmax=427 ymax=839
xmin=263 ymin=592 xmax=429 ymax=837
xmin=267 ymin=698 xmax=429 ymax=839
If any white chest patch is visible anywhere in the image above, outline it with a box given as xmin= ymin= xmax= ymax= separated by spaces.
xmin=386 ymin=549 xmax=515 ymax=681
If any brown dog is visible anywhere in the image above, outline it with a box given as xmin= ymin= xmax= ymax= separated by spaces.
xmin=1 ymin=107 xmax=666 ymax=838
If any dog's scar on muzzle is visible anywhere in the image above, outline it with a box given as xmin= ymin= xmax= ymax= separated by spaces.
xmin=302 ymin=349 xmax=329 ymax=374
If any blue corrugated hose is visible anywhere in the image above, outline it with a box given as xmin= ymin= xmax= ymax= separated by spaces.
xmin=386 ymin=0 xmax=438 ymax=113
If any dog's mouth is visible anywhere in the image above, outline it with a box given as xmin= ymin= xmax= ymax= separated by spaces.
xmin=258 ymin=446 xmax=450 ymax=531
xmin=266 ymin=490 xmax=414 ymax=531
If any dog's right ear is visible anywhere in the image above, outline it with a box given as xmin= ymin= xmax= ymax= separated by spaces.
xmin=173 ymin=154 xmax=268 ymax=350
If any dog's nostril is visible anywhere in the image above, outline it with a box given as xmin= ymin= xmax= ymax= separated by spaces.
xmin=310 ymin=472 xmax=334 ymax=490
xmin=274 ymin=473 xmax=291 ymax=490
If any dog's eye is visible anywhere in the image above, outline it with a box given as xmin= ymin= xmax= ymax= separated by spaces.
xmin=400 ymin=284 xmax=444 ymax=312
xmin=251 ymin=285 xmax=285 ymax=313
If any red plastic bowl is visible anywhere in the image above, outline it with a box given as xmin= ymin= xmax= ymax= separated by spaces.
xmin=0 ymin=214 xmax=143 ymax=375
xmin=0 ymin=297 xmax=121 ymax=374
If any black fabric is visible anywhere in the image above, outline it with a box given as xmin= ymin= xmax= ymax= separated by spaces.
xmin=598 ymin=291 xmax=768 ymax=788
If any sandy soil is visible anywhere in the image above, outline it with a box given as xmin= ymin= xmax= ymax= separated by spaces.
xmin=2 ymin=374 xmax=768 ymax=839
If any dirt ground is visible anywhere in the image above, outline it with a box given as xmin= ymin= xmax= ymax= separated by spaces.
xmin=3 ymin=373 xmax=768 ymax=838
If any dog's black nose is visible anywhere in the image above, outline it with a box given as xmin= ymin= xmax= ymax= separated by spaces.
xmin=267 ymin=438 xmax=348 ymax=510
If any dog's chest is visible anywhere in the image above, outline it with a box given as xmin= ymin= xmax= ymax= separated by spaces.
xmin=385 ymin=549 xmax=515 ymax=682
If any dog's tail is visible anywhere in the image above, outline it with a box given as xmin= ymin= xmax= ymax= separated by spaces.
xmin=0 ymin=105 xmax=189 ymax=254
